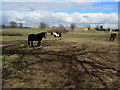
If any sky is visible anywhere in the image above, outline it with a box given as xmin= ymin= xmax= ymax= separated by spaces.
xmin=0 ymin=0 xmax=119 ymax=28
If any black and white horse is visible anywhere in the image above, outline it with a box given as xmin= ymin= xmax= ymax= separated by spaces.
xmin=28 ymin=32 xmax=46 ymax=47
xmin=51 ymin=32 xmax=62 ymax=39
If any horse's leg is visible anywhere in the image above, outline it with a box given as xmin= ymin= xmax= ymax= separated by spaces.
xmin=37 ymin=41 xmax=41 ymax=46
xmin=31 ymin=41 xmax=33 ymax=47
xmin=109 ymin=36 xmax=112 ymax=41
xmin=113 ymin=36 xmax=115 ymax=41
xmin=60 ymin=37 xmax=61 ymax=40
xmin=28 ymin=40 xmax=30 ymax=45
xmin=54 ymin=35 xmax=56 ymax=38
xmin=60 ymin=36 xmax=62 ymax=40
xmin=111 ymin=36 xmax=113 ymax=41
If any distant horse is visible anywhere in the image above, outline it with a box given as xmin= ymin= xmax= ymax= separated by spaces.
xmin=51 ymin=32 xmax=62 ymax=39
xmin=28 ymin=32 xmax=46 ymax=47
xmin=109 ymin=33 xmax=117 ymax=41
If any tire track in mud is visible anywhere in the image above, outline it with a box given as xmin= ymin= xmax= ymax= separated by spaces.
xmin=2 ymin=40 xmax=119 ymax=88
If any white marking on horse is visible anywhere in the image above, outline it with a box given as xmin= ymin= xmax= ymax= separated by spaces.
xmin=53 ymin=32 xmax=60 ymax=37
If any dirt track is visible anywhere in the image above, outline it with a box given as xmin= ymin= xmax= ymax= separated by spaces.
xmin=2 ymin=40 xmax=119 ymax=88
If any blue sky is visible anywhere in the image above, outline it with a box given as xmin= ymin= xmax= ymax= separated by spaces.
xmin=0 ymin=9 xmax=9 ymax=11
xmin=54 ymin=2 xmax=118 ymax=14
xmin=1 ymin=2 xmax=118 ymax=13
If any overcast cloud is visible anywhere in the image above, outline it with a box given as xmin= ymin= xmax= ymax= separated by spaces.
xmin=1 ymin=2 xmax=118 ymax=28
xmin=1 ymin=10 xmax=118 ymax=28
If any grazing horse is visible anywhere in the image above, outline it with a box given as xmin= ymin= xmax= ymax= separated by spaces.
xmin=51 ymin=32 xmax=62 ymax=39
xmin=28 ymin=32 xmax=46 ymax=47
xmin=109 ymin=33 xmax=117 ymax=41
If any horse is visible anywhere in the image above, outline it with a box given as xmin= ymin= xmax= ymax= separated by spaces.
xmin=109 ymin=33 xmax=117 ymax=41
xmin=28 ymin=32 xmax=46 ymax=47
xmin=51 ymin=32 xmax=62 ymax=40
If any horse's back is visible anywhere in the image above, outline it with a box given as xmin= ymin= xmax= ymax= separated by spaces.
xmin=28 ymin=34 xmax=36 ymax=41
xmin=37 ymin=32 xmax=46 ymax=35
xmin=36 ymin=32 xmax=46 ymax=38
xmin=111 ymin=33 xmax=116 ymax=37
xmin=28 ymin=34 xmax=35 ymax=38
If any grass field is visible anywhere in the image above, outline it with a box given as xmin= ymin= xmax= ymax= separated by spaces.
xmin=1 ymin=28 xmax=119 ymax=88
xmin=1 ymin=28 xmax=118 ymax=43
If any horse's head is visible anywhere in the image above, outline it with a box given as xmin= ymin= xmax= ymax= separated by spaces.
xmin=51 ymin=32 xmax=53 ymax=35
xmin=43 ymin=32 xmax=47 ymax=38
xmin=39 ymin=32 xmax=47 ymax=38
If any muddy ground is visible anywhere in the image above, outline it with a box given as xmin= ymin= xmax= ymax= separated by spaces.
xmin=2 ymin=40 xmax=120 ymax=88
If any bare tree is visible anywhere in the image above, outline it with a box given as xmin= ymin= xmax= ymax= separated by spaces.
xmin=87 ymin=26 xmax=91 ymax=30
xmin=19 ymin=23 xmax=23 ymax=28
xmin=39 ymin=22 xmax=48 ymax=29
xmin=70 ymin=23 xmax=76 ymax=31
xmin=59 ymin=24 xmax=64 ymax=30
xmin=95 ymin=26 xmax=99 ymax=31
xmin=10 ymin=21 xmax=17 ymax=28
xmin=0 ymin=24 xmax=6 ymax=29
xmin=100 ymin=25 xmax=103 ymax=30
xmin=107 ymin=27 xmax=110 ymax=31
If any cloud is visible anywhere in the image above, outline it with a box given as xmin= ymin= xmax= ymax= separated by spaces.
xmin=1 ymin=10 xmax=118 ymax=28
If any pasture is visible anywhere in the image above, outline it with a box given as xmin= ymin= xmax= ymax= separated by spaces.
xmin=1 ymin=28 xmax=119 ymax=88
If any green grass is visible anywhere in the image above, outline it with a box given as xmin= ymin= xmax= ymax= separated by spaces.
xmin=1 ymin=28 xmax=118 ymax=46
xmin=1 ymin=28 xmax=50 ymax=36
xmin=1 ymin=28 xmax=50 ymax=41
xmin=2 ymin=36 xmax=27 ymax=41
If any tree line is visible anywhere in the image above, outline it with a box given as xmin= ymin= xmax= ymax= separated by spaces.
xmin=0 ymin=21 xmax=30 ymax=29
xmin=1 ymin=21 xmax=119 ymax=31
xmin=94 ymin=25 xmax=119 ymax=31
xmin=0 ymin=21 xmax=76 ymax=31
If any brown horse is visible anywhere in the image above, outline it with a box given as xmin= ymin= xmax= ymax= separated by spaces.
xmin=109 ymin=33 xmax=117 ymax=41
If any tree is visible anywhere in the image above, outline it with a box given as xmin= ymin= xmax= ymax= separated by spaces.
xmin=70 ymin=23 xmax=76 ymax=31
xmin=1 ymin=24 xmax=6 ymax=29
xmin=52 ymin=26 xmax=56 ymax=28
xmin=59 ymin=24 xmax=64 ymax=30
xmin=10 ymin=21 xmax=17 ymax=28
xmin=100 ymin=25 xmax=103 ymax=30
xmin=87 ymin=26 xmax=91 ymax=30
xmin=95 ymin=26 xmax=99 ymax=31
xmin=39 ymin=22 xmax=48 ymax=29
xmin=19 ymin=23 xmax=23 ymax=28
xmin=107 ymin=27 xmax=110 ymax=31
